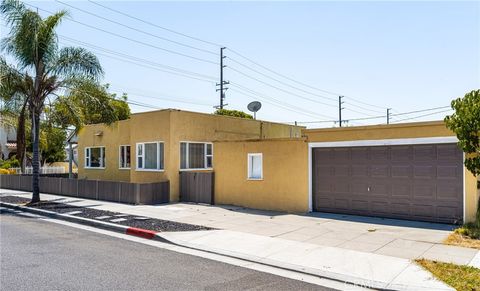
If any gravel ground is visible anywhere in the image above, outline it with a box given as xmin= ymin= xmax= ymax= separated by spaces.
xmin=0 ymin=196 xmax=213 ymax=232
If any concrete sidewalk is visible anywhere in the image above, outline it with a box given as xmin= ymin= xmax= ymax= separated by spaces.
xmin=160 ymin=230 xmax=452 ymax=290
xmin=2 ymin=189 xmax=479 ymax=289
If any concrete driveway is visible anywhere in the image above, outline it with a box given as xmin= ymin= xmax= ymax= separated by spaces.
xmin=144 ymin=204 xmax=477 ymax=265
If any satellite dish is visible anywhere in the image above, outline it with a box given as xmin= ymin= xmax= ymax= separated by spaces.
xmin=247 ymin=101 xmax=262 ymax=119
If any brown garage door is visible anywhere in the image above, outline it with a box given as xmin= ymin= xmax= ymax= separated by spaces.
xmin=312 ymin=143 xmax=463 ymax=224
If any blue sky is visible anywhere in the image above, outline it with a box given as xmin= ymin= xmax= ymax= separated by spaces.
xmin=2 ymin=1 xmax=479 ymax=127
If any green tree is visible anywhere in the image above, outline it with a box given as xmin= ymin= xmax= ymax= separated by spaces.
xmin=444 ymin=89 xmax=480 ymax=176
xmin=0 ymin=0 xmax=103 ymax=203
xmin=214 ymin=109 xmax=253 ymax=119
xmin=25 ymin=124 xmax=67 ymax=165
xmin=50 ymin=82 xmax=130 ymax=132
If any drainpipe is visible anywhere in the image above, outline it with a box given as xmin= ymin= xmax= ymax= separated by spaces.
xmin=68 ymin=142 xmax=73 ymax=179
xmin=260 ymin=122 xmax=264 ymax=139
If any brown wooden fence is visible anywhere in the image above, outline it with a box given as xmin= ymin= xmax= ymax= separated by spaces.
xmin=180 ymin=171 xmax=214 ymax=204
xmin=0 ymin=175 xmax=169 ymax=205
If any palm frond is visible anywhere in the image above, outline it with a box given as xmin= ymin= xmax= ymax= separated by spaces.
xmin=49 ymin=46 xmax=103 ymax=80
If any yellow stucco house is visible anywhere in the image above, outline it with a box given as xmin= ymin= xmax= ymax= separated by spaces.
xmin=78 ymin=109 xmax=303 ymax=203
xmin=78 ymin=109 xmax=479 ymax=224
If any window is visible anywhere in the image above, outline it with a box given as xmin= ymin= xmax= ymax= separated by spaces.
xmin=136 ymin=142 xmax=164 ymax=171
xmin=180 ymin=142 xmax=213 ymax=170
xmin=119 ymin=145 xmax=131 ymax=169
xmin=85 ymin=147 xmax=105 ymax=168
xmin=247 ymin=153 xmax=263 ymax=180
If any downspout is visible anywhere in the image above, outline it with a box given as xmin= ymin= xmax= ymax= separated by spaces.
xmin=260 ymin=122 xmax=263 ymax=139
xmin=68 ymin=142 xmax=73 ymax=178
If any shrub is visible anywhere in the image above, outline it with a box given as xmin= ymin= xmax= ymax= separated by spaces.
xmin=0 ymin=157 xmax=20 ymax=169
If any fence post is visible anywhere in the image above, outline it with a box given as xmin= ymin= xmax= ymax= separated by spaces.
xmin=135 ymin=183 xmax=140 ymax=205
xmin=95 ymin=180 xmax=99 ymax=200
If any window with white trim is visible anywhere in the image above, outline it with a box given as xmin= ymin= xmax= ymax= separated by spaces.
xmin=180 ymin=142 xmax=213 ymax=170
xmin=247 ymin=153 xmax=263 ymax=180
xmin=85 ymin=147 xmax=105 ymax=168
xmin=136 ymin=142 xmax=164 ymax=170
xmin=119 ymin=145 xmax=131 ymax=169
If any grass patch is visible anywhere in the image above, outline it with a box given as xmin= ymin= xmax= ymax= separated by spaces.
xmin=445 ymin=222 xmax=480 ymax=250
xmin=416 ymin=259 xmax=480 ymax=291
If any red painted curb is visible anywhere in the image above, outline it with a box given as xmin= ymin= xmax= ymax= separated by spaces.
xmin=126 ymin=227 xmax=158 ymax=239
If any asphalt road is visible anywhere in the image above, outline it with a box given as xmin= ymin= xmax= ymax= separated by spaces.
xmin=0 ymin=211 xmax=331 ymax=291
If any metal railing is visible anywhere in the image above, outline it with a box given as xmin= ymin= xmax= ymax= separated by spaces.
xmin=11 ymin=167 xmax=66 ymax=175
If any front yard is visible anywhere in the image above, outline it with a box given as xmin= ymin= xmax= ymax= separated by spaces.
xmin=416 ymin=259 xmax=480 ymax=291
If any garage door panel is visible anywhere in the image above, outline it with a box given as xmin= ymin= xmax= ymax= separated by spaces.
xmin=334 ymin=165 xmax=349 ymax=177
xmin=391 ymin=184 xmax=412 ymax=199
xmin=334 ymin=199 xmax=350 ymax=210
xmin=391 ymin=165 xmax=412 ymax=178
xmin=350 ymin=200 xmax=369 ymax=212
xmin=390 ymin=203 xmax=411 ymax=216
xmin=351 ymin=147 xmax=369 ymax=161
xmin=413 ymin=184 xmax=436 ymax=199
xmin=371 ymin=201 xmax=389 ymax=213
xmin=412 ymin=204 xmax=435 ymax=218
xmin=437 ymin=166 xmax=461 ymax=179
xmin=352 ymin=165 xmax=368 ymax=177
xmin=333 ymin=148 xmax=350 ymax=161
xmin=437 ymin=144 xmax=462 ymax=160
xmin=391 ymin=146 xmax=413 ymax=161
xmin=413 ymin=166 xmax=435 ymax=179
xmin=313 ymin=143 xmax=463 ymax=224
xmin=371 ymin=165 xmax=389 ymax=177
xmin=414 ymin=145 xmax=437 ymax=161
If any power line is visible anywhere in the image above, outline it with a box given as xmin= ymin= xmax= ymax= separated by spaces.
xmin=390 ymin=106 xmax=451 ymax=117
xmin=230 ymin=88 xmax=326 ymax=120
xmin=227 ymin=48 xmax=388 ymax=111
xmin=26 ymin=3 xmax=219 ymax=65
xmin=228 ymin=55 xmax=385 ymax=115
xmin=55 ymin=0 xmax=217 ymax=56
xmin=230 ymin=82 xmax=336 ymax=119
xmin=108 ymin=85 xmax=213 ymax=107
xmin=59 ymin=36 xmax=217 ymax=83
xmin=88 ymin=0 xmax=222 ymax=48
xmin=227 ymin=66 xmax=338 ymax=108
xmin=227 ymin=56 xmax=337 ymax=102
xmin=392 ymin=109 xmax=453 ymax=123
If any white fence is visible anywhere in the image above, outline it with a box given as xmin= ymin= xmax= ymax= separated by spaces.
xmin=11 ymin=166 xmax=66 ymax=175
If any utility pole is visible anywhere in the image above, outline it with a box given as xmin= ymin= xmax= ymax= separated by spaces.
xmin=387 ymin=108 xmax=391 ymax=124
xmin=338 ymin=96 xmax=345 ymax=127
xmin=215 ymin=47 xmax=229 ymax=109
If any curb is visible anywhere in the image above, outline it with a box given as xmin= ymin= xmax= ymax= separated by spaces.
xmin=0 ymin=201 xmax=449 ymax=291
xmin=0 ymin=202 xmax=169 ymax=243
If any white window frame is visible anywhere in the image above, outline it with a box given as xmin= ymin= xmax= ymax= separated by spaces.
xmin=84 ymin=146 xmax=105 ymax=169
xmin=135 ymin=141 xmax=164 ymax=172
xmin=179 ymin=141 xmax=213 ymax=171
xmin=247 ymin=153 xmax=263 ymax=180
xmin=119 ymin=145 xmax=131 ymax=169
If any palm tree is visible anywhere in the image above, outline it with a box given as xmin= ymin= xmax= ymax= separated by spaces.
xmin=0 ymin=0 xmax=103 ymax=203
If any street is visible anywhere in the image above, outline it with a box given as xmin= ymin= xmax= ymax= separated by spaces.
xmin=0 ymin=211 xmax=330 ymax=291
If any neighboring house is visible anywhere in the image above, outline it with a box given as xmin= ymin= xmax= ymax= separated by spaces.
xmin=77 ymin=109 xmax=303 ymax=203
xmin=0 ymin=121 xmax=17 ymax=160
xmin=77 ymin=109 xmax=479 ymax=225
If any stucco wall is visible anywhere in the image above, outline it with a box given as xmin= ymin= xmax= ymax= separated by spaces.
xmin=77 ymin=109 xmax=303 ymax=202
xmin=214 ymin=139 xmax=309 ymax=213
xmin=78 ymin=120 xmax=131 ymax=182
xmin=305 ymin=121 xmax=479 ymax=223
xmin=305 ymin=121 xmax=454 ymax=142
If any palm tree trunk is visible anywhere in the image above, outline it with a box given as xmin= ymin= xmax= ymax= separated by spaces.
xmin=31 ymin=110 xmax=40 ymax=203
xmin=15 ymin=103 xmax=27 ymax=173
